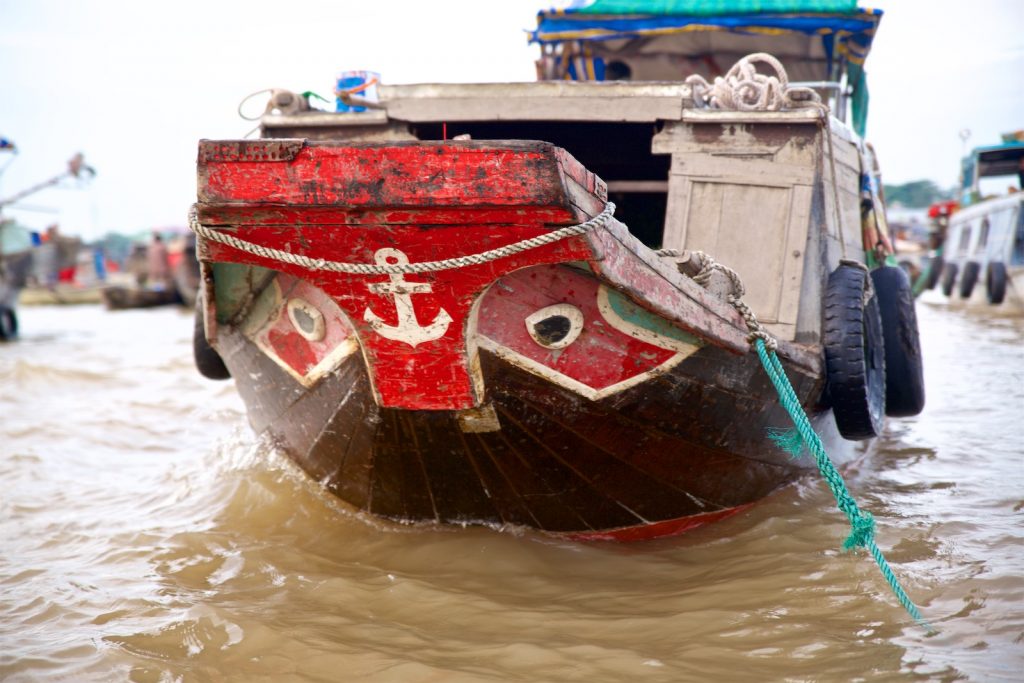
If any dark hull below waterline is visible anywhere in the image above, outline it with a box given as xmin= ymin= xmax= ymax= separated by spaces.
xmin=215 ymin=326 xmax=852 ymax=541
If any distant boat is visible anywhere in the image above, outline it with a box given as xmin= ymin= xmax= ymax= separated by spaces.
xmin=0 ymin=219 xmax=33 ymax=339
xmin=100 ymin=283 xmax=183 ymax=310
xmin=97 ymin=231 xmax=200 ymax=311
xmin=0 ymin=152 xmax=97 ymax=336
xmin=188 ymin=1 xmax=925 ymax=541
xmin=935 ymin=133 xmax=1024 ymax=312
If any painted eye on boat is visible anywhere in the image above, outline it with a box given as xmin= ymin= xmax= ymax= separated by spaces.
xmin=524 ymin=304 xmax=584 ymax=350
xmin=287 ymin=298 xmax=326 ymax=341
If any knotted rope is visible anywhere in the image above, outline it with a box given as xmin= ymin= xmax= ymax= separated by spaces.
xmin=187 ymin=202 xmax=615 ymax=275
xmin=685 ymin=52 xmax=821 ymax=112
xmin=675 ymin=249 xmax=932 ymax=631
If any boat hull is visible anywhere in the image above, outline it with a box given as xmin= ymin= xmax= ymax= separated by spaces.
xmin=193 ymin=138 xmax=865 ymax=540
xmin=211 ymin=273 xmax=847 ymax=540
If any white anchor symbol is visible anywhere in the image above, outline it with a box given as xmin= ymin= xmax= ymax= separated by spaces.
xmin=363 ymin=248 xmax=453 ymax=347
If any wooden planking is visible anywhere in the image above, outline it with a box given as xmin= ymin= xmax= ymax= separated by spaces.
xmin=456 ymin=430 xmax=547 ymax=529
xmin=376 ymin=82 xmax=691 ymax=122
xmin=196 ymin=206 xmax=592 ymax=229
xmin=397 ymin=411 xmax=497 ymax=525
xmin=656 ymin=119 xmax=821 ymax=341
xmin=487 ymin=406 xmax=645 ymax=532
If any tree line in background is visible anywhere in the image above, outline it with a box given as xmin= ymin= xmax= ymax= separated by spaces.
xmin=883 ymin=180 xmax=956 ymax=208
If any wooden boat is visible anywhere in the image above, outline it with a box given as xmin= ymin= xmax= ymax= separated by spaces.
xmin=100 ymin=284 xmax=183 ymax=311
xmin=934 ymin=133 xmax=1024 ymax=312
xmin=0 ymin=152 xmax=96 ymax=338
xmin=189 ymin=2 xmax=925 ymax=541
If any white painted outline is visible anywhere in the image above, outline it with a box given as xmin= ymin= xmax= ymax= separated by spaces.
xmin=595 ymin=286 xmax=702 ymax=355
xmin=525 ymin=303 xmax=584 ymax=349
xmin=248 ymin=280 xmax=360 ymax=388
xmin=478 ymin=286 xmax=702 ymax=401
xmin=287 ymin=297 xmax=326 ymax=341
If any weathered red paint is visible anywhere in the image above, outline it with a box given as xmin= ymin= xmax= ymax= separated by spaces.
xmin=198 ymin=139 xmax=605 ymax=213
xmin=255 ymin=273 xmax=355 ymax=380
xmin=206 ymin=226 xmax=594 ymax=409
xmin=196 ymin=139 xmax=779 ymax=410
xmin=198 ymin=140 xmax=607 ymax=410
xmin=563 ymin=504 xmax=751 ymax=542
xmin=478 ymin=265 xmax=680 ymax=391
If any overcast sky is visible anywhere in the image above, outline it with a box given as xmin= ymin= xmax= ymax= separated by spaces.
xmin=1 ymin=0 xmax=1021 ymax=240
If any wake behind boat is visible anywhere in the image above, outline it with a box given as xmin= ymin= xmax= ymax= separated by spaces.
xmin=188 ymin=1 xmax=925 ymax=541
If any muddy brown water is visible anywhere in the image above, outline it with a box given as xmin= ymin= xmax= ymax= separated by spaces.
xmin=1 ymin=294 xmax=1021 ymax=682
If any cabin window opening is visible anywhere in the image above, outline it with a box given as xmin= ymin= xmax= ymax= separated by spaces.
xmin=957 ymin=226 xmax=972 ymax=255
xmin=411 ymin=121 xmax=671 ymax=250
xmin=1012 ymin=206 xmax=1024 ymax=265
xmin=976 ymin=219 xmax=990 ymax=251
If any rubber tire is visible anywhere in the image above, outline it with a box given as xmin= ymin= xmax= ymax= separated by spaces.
xmin=0 ymin=306 xmax=17 ymax=341
xmin=823 ymin=264 xmax=887 ymax=440
xmin=958 ymin=261 xmax=981 ymax=299
xmin=871 ymin=266 xmax=925 ymax=417
xmin=924 ymin=254 xmax=944 ymax=291
xmin=986 ymin=261 xmax=1008 ymax=304
xmin=940 ymin=262 xmax=959 ymax=297
xmin=193 ymin=298 xmax=231 ymax=380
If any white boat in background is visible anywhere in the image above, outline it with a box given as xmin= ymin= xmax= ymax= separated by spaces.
xmin=936 ymin=133 xmax=1024 ymax=312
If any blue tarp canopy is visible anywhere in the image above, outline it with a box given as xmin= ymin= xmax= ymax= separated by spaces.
xmin=530 ymin=0 xmax=883 ymax=135
xmin=532 ymin=1 xmax=879 ymax=56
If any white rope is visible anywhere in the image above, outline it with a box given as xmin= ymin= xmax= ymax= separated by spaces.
xmin=685 ymin=53 xmax=822 ymax=112
xmin=188 ymin=202 xmax=615 ymax=275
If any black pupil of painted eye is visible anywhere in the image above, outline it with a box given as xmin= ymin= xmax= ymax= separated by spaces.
xmin=533 ymin=315 xmax=572 ymax=345
xmin=293 ymin=307 xmax=316 ymax=334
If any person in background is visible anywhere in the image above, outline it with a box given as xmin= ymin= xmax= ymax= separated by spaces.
xmin=31 ymin=224 xmax=60 ymax=288
xmin=146 ymin=232 xmax=171 ymax=290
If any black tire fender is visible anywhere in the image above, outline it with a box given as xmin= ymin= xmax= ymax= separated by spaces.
xmin=986 ymin=261 xmax=1008 ymax=304
xmin=0 ymin=305 xmax=17 ymax=341
xmin=940 ymin=262 xmax=959 ymax=297
xmin=871 ymin=266 xmax=925 ymax=417
xmin=193 ymin=297 xmax=231 ymax=380
xmin=823 ymin=263 xmax=887 ymax=440
xmin=958 ymin=260 xmax=981 ymax=299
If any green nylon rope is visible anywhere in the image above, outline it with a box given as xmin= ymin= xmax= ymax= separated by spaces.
xmin=753 ymin=339 xmax=934 ymax=632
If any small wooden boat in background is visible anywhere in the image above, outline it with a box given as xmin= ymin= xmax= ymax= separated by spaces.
xmin=1 ymin=152 xmax=97 ymax=335
xmin=100 ymin=284 xmax=183 ymax=311
xmin=189 ymin=2 xmax=925 ymax=541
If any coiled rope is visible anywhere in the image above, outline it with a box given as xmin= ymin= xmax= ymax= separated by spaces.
xmin=685 ymin=52 xmax=821 ymax=112
xmin=187 ymin=202 xmax=615 ymax=275
xmin=678 ymin=250 xmax=933 ymax=632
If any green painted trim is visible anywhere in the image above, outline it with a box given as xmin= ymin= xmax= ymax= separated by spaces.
xmin=604 ymin=286 xmax=701 ymax=346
